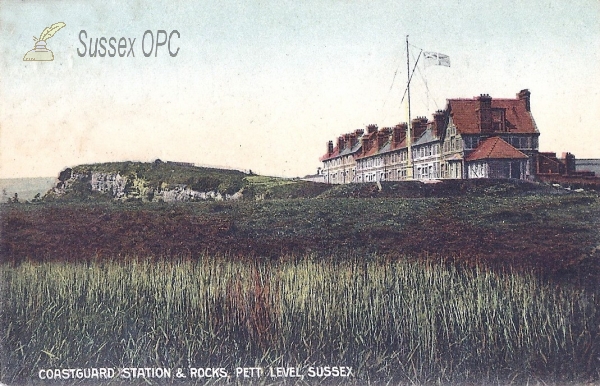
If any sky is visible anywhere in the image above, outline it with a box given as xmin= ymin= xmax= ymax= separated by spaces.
xmin=1 ymin=0 xmax=599 ymax=178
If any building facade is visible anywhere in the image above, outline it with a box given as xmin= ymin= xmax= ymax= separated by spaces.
xmin=320 ymin=89 xmax=554 ymax=182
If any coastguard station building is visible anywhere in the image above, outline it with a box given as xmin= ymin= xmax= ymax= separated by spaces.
xmin=320 ymin=89 xmax=576 ymax=183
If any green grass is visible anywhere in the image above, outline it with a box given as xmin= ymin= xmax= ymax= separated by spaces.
xmin=53 ymin=162 xmax=329 ymax=201
xmin=2 ymin=255 xmax=599 ymax=384
xmin=2 ymin=194 xmax=599 ymax=275
xmin=68 ymin=161 xmax=249 ymax=196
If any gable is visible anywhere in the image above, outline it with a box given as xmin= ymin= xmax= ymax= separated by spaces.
xmin=448 ymin=98 xmax=537 ymax=135
xmin=465 ymin=136 xmax=529 ymax=161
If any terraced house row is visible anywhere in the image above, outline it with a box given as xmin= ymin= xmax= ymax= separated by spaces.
xmin=320 ymin=89 xmax=574 ymax=183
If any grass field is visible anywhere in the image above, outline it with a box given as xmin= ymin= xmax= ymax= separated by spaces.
xmin=2 ymin=194 xmax=599 ymax=278
xmin=1 ymin=190 xmax=599 ymax=384
xmin=2 ymin=256 xmax=599 ymax=384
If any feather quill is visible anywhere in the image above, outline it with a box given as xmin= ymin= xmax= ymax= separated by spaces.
xmin=38 ymin=22 xmax=66 ymax=42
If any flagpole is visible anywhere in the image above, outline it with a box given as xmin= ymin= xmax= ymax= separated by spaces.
xmin=406 ymin=35 xmax=413 ymax=180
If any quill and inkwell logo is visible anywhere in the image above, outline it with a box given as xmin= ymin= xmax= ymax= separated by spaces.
xmin=23 ymin=22 xmax=66 ymax=61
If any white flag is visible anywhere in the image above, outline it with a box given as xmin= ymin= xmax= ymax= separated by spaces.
xmin=423 ymin=52 xmax=450 ymax=67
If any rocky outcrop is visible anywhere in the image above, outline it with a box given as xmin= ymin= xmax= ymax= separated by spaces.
xmin=90 ymin=172 xmax=129 ymax=198
xmin=47 ymin=168 xmax=244 ymax=202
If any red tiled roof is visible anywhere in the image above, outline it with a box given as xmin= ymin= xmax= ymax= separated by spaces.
xmin=356 ymin=147 xmax=377 ymax=159
xmin=448 ymin=98 xmax=537 ymax=135
xmin=323 ymin=129 xmax=379 ymax=161
xmin=390 ymin=138 xmax=407 ymax=151
xmin=354 ymin=131 xmax=378 ymax=160
xmin=319 ymin=146 xmax=339 ymax=161
xmin=465 ymin=137 xmax=528 ymax=161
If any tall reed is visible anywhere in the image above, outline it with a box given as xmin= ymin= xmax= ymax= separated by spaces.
xmin=1 ymin=255 xmax=598 ymax=384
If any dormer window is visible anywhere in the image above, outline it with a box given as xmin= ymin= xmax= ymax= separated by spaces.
xmin=492 ymin=108 xmax=506 ymax=132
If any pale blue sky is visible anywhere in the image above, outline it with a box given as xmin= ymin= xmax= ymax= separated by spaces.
xmin=1 ymin=0 xmax=599 ymax=178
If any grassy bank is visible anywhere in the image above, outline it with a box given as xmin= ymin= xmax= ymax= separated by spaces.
xmin=2 ymin=194 xmax=599 ymax=278
xmin=2 ymin=256 xmax=599 ymax=384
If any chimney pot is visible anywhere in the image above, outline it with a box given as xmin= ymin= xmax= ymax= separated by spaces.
xmin=518 ymin=89 xmax=531 ymax=112
xmin=367 ymin=124 xmax=378 ymax=134
xmin=361 ymin=136 xmax=371 ymax=152
xmin=411 ymin=117 xmax=427 ymax=139
xmin=327 ymin=140 xmax=334 ymax=155
xmin=377 ymin=130 xmax=388 ymax=148
xmin=478 ymin=93 xmax=493 ymax=132
xmin=337 ymin=136 xmax=346 ymax=152
xmin=433 ymin=110 xmax=446 ymax=138
xmin=349 ymin=133 xmax=358 ymax=148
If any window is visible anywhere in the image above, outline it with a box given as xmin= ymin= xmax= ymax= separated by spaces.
xmin=492 ymin=109 xmax=506 ymax=131
xmin=467 ymin=137 xmax=480 ymax=150
xmin=464 ymin=137 xmax=473 ymax=149
xmin=510 ymin=136 xmax=518 ymax=148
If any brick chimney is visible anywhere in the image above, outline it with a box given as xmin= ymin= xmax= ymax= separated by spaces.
xmin=355 ymin=129 xmax=364 ymax=137
xmin=433 ymin=110 xmax=446 ymax=138
xmin=377 ymin=128 xmax=391 ymax=149
xmin=361 ymin=135 xmax=371 ymax=152
xmin=327 ymin=140 xmax=334 ymax=156
xmin=337 ymin=136 xmax=346 ymax=152
xmin=518 ymin=89 xmax=531 ymax=112
xmin=343 ymin=133 xmax=352 ymax=150
xmin=411 ymin=117 xmax=428 ymax=140
xmin=349 ymin=133 xmax=358 ymax=148
xmin=562 ymin=152 xmax=576 ymax=175
xmin=478 ymin=94 xmax=493 ymax=133
xmin=367 ymin=124 xmax=378 ymax=134
xmin=393 ymin=123 xmax=407 ymax=146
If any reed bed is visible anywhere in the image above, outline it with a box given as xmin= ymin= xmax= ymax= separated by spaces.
xmin=1 ymin=255 xmax=598 ymax=384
